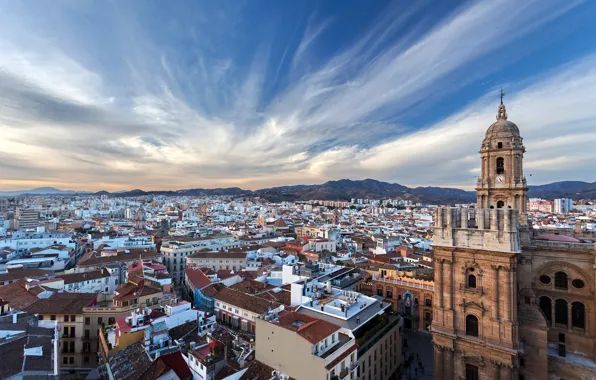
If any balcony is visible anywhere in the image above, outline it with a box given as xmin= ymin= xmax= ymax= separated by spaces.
xmin=371 ymin=274 xmax=434 ymax=291
xmin=339 ymin=368 xmax=350 ymax=379
xmin=323 ymin=336 xmax=357 ymax=367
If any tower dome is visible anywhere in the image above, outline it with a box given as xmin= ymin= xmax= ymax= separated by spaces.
xmin=485 ymin=102 xmax=519 ymax=138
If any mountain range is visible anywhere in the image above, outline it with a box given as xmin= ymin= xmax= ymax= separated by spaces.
xmin=1 ymin=180 xmax=595 ymax=204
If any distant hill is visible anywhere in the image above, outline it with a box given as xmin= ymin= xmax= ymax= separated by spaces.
xmin=2 ymin=179 xmax=594 ymax=204
xmin=528 ymin=181 xmax=596 ymax=199
xmin=0 ymin=186 xmax=85 ymax=197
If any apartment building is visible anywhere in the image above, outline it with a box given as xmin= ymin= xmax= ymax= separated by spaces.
xmin=213 ymin=287 xmax=283 ymax=333
xmin=15 ymin=208 xmax=40 ymax=231
xmin=186 ymin=250 xmax=247 ymax=271
xmin=291 ymin=278 xmax=403 ymax=380
xmin=160 ymin=235 xmax=238 ymax=284
xmin=256 ymin=311 xmax=358 ymax=380
xmin=24 ymin=292 xmax=99 ymax=376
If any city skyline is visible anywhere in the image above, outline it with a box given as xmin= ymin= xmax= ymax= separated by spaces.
xmin=2 ymin=0 xmax=596 ymax=192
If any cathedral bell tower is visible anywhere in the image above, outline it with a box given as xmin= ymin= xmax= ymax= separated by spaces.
xmin=431 ymin=95 xmax=524 ymax=380
xmin=476 ymin=92 xmax=527 ymax=212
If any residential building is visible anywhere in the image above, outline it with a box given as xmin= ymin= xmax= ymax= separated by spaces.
xmin=23 ymin=292 xmax=99 ymax=375
xmin=15 ymin=208 xmax=40 ymax=231
xmin=256 ymin=311 xmax=358 ymax=380
xmin=186 ymin=250 xmax=248 ymax=272
xmin=213 ymin=287 xmax=284 ymax=333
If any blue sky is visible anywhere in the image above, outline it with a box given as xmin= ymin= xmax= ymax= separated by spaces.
xmin=1 ymin=0 xmax=596 ymax=191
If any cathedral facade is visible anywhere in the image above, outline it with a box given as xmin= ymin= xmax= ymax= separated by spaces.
xmin=431 ymin=100 xmax=596 ymax=380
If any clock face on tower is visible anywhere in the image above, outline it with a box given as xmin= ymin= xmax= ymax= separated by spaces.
xmin=496 ymin=175 xmax=505 ymax=184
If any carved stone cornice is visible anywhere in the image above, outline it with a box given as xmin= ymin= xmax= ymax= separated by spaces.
xmin=461 ymin=300 xmax=486 ymax=314
xmin=462 ymin=261 xmax=484 ymax=276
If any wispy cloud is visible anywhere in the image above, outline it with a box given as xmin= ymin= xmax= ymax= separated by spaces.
xmin=0 ymin=0 xmax=592 ymax=191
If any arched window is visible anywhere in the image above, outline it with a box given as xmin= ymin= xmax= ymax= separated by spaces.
xmin=539 ymin=296 xmax=552 ymax=325
xmin=572 ymin=302 xmax=585 ymax=329
xmin=496 ymin=201 xmax=505 ymax=209
xmin=468 ymin=274 xmax=477 ymax=288
xmin=466 ymin=315 xmax=479 ymax=337
xmin=555 ymin=299 xmax=568 ymax=326
xmin=555 ymin=272 xmax=568 ymax=290
xmin=496 ymin=157 xmax=505 ymax=174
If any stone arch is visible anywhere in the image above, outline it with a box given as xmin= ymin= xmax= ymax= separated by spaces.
xmin=538 ymin=295 xmax=552 ymax=325
xmin=466 ymin=314 xmax=479 ymax=337
xmin=533 ymin=261 xmax=594 ymax=293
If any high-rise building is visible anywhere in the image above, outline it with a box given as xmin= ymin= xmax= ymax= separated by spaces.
xmin=15 ymin=208 xmax=40 ymax=231
xmin=554 ymin=198 xmax=573 ymax=214
xmin=431 ymin=98 xmax=596 ymax=380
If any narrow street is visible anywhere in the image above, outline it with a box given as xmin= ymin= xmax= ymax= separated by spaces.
xmin=401 ymin=330 xmax=434 ymax=380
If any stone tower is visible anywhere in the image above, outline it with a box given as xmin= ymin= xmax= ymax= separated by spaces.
xmin=431 ymin=99 xmax=525 ymax=380
xmin=476 ymin=98 xmax=527 ymax=212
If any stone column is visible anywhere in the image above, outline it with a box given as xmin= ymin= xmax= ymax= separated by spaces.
xmin=478 ymin=209 xmax=485 ymax=230
xmin=433 ymin=346 xmax=444 ymax=379
xmin=503 ymin=267 xmax=511 ymax=322
xmin=444 ymin=260 xmax=452 ymax=310
xmin=492 ymin=361 xmax=501 ymax=380
xmin=438 ymin=259 xmax=444 ymax=309
xmin=568 ymin=303 xmax=573 ymax=332
xmin=491 ymin=208 xmax=498 ymax=230
xmin=492 ymin=265 xmax=500 ymax=320
xmin=444 ymin=348 xmax=454 ymax=379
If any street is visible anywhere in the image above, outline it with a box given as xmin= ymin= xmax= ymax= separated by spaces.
xmin=401 ymin=330 xmax=434 ymax=380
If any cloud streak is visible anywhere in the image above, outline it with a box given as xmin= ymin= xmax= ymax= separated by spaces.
xmin=0 ymin=0 xmax=593 ymax=191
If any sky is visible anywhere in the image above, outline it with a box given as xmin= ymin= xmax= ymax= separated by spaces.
xmin=1 ymin=0 xmax=596 ymax=192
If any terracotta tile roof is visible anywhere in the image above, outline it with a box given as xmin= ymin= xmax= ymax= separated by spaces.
xmin=201 ymin=283 xmax=226 ymax=298
xmin=187 ymin=251 xmax=247 ymax=260
xmin=275 ymin=311 xmax=341 ymax=344
xmin=59 ymin=268 xmax=110 ymax=284
xmin=214 ymin=287 xmax=281 ymax=315
xmin=0 ymin=280 xmax=39 ymax=310
xmin=24 ymin=292 xmax=97 ymax=315
xmin=77 ymin=248 xmax=161 ymax=268
xmin=239 ymin=360 xmax=296 ymax=380
xmin=0 ymin=268 xmax=52 ymax=283
xmin=229 ymin=279 xmax=274 ymax=295
xmin=184 ymin=268 xmax=212 ymax=290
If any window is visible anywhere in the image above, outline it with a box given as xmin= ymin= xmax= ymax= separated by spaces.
xmin=497 ymin=142 xmax=503 ymax=149
xmin=497 ymin=200 xmax=505 ymax=209
xmin=85 ymin=317 xmax=90 ymax=325
xmin=85 ymin=330 xmax=90 ymax=339
xmin=63 ymin=357 xmax=68 ymax=365
xmin=555 ymin=272 xmax=568 ymax=289
xmin=539 ymin=296 xmax=552 ymax=324
xmin=64 ymin=315 xmax=69 ymax=322
xmin=69 ymin=357 xmax=74 ymax=364
xmin=386 ymin=290 xmax=393 ymax=298
xmin=84 ymin=356 xmax=89 ymax=364
xmin=555 ymin=299 xmax=568 ymax=326
xmin=71 ymin=315 xmax=76 ymax=321
xmin=539 ymin=275 xmax=551 ymax=285
xmin=51 ymin=315 xmax=56 ymax=321
xmin=572 ymin=279 xmax=585 ymax=289
xmin=468 ymin=274 xmax=477 ymax=288
xmin=466 ymin=364 xmax=479 ymax=380
xmin=496 ymin=157 xmax=504 ymax=174
xmin=572 ymin=302 xmax=585 ymax=329
xmin=466 ymin=315 xmax=479 ymax=337
xmin=377 ymin=289 xmax=383 ymax=296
